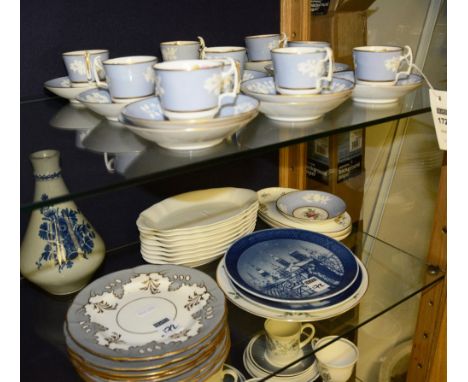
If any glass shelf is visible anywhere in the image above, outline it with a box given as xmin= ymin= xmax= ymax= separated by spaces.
xmin=20 ymin=226 xmax=444 ymax=381
xmin=21 ymin=87 xmax=431 ymax=211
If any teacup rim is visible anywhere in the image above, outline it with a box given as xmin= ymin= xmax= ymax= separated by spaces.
xmin=271 ymin=47 xmax=328 ymax=55
xmin=353 ymin=45 xmax=403 ymax=53
xmin=245 ymin=33 xmax=280 ymax=39
xmin=288 ymin=40 xmax=330 ymax=45
xmin=314 ymin=336 xmax=359 ymax=368
xmin=63 ymin=49 xmax=108 ymax=56
xmin=204 ymin=46 xmax=246 ymax=53
xmin=103 ymin=56 xmax=158 ymax=65
xmin=153 ymin=59 xmax=224 ymax=71
xmin=160 ymin=40 xmax=200 ymax=46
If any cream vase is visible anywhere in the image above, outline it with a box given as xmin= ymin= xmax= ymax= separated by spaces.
xmin=20 ymin=150 xmax=105 ymax=295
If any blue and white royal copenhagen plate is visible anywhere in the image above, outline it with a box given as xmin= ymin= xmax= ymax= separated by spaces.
xmin=224 ymin=258 xmax=363 ymax=312
xmin=224 ymin=228 xmax=359 ymax=303
xmin=276 ymin=190 xmax=347 ymax=222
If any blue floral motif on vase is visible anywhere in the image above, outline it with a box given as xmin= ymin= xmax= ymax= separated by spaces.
xmin=35 ymin=194 xmax=96 ymax=272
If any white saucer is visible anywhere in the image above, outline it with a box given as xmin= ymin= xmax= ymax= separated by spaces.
xmin=241 ymin=76 xmax=353 ymax=122
xmin=44 ymin=76 xmax=96 ymax=106
xmin=76 ymin=88 xmax=150 ymax=121
xmin=163 ymin=107 xmax=219 ymax=121
xmin=353 ymin=74 xmax=424 ymax=104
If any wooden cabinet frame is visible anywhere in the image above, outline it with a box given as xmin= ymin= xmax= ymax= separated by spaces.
xmin=279 ymin=2 xmax=447 ymax=381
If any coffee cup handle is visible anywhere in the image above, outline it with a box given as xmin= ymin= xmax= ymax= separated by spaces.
xmin=93 ymin=57 xmax=108 ymax=89
xmin=394 ymin=45 xmax=413 ymax=83
xmin=103 ymin=152 xmax=115 ymax=173
xmin=316 ymin=47 xmax=334 ymax=90
xmin=280 ymin=32 xmax=288 ymax=48
xmin=299 ymin=323 xmax=316 ymax=349
xmin=84 ymin=51 xmax=93 ymax=82
xmin=218 ymin=57 xmax=239 ymax=105
xmin=198 ymin=36 xmax=206 ymax=59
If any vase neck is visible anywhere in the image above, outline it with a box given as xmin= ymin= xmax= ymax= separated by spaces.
xmin=30 ymin=150 xmax=70 ymax=202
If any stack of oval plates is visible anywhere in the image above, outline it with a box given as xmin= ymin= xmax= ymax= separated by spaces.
xmin=243 ymin=333 xmax=319 ymax=381
xmin=64 ymin=264 xmax=230 ymax=381
xmin=137 ymin=188 xmax=259 ymax=267
xmin=217 ymin=228 xmax=368 ymax=322
xmin=257 ymin=187 xmax=352 ymax=240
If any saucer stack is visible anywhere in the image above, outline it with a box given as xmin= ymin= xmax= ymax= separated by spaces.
xmin=243 ymin=333 xmax=320 ymax=381
xmin=257 ymin=187 xmax=352 ymax=241
xmin=64 ymin=264 xmax=230 ymax=381
xmin=137 ymin=187 xmax=258 ymax=267
xmin=217 ymin=228 xmax=368 ymax=322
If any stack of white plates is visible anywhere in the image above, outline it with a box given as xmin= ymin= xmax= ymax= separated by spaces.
xmin=257 ymin=187 xmax=352 ymax=240
xmin=243 ymin=333 xmax=319 ymax=381
xmin=64 ymin=264 xmax=230 ymax=381
xmin=217 ymin=228 xmax=368 ymax=322
xmin=137 ymin=188 xmax=259 ymax=267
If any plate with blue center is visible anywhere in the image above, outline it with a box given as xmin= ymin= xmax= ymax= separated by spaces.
xmin=224 ymin=228 xmax=359 ymax=304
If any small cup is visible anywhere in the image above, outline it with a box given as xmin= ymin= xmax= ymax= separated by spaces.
xmin=153 ymin=58 xmax=239 ymax=120
xmin=353 ymin=45 xmax=413 ymax=84
xmin=160 ymin=37 xmax=205 ymax=61
xmin=205 ymin=368 xmax=238 ymax=382
xmin=271 ymin=46 xmax=334 ymax=94
xmin=202 ymin=46 xmax=248 ymax=77
xmin=264 ymin=319 xmax=315 ymax=367
xmin=287 ymin=41 xmax=331 ymax=49
xmin=93 ymin=56 xmax=158 ymax=101
xmin=313 ymin=336 xmax=359 ymax=382
xmin=62 ymin=49 xmax=109 ymax=85
xmin=245 ymin=33 xmax=287 ymax=62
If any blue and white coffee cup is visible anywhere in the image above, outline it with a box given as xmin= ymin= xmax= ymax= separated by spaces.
xmin=93 ymin=56 xmax=158 ymax=102
xmin=153 ymin=58 xmax=239 ymax=120
xmin=353 ymin=45 xmax=413 ymax=84
xmin=245 ymin=33 xmax=287 ymax=62
xmin=62 ymin=49 xmax=109 ymax=85
xmin=160 ymin=37 xmax=205 ymax=61
xmin=202 ymin=46 xmax=247 ymax=77
xmin=271 ymin=46 xmax=334 ymax=94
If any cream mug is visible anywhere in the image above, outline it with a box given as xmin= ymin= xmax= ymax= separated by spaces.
xmin=264 ymin=319 xmax=315 ymax=366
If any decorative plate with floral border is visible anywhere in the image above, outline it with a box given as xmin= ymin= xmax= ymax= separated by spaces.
xmin=67 ymin=264 xmax=225 ymax=360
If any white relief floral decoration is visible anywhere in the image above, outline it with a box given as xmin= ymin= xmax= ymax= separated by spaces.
xmin=297 ymin=59 xmax=325 ymax=78
xmin=268 ymin=40 xmax=280 ymax=50
xmin=140 ymin=102 xmax=163 ymax=119
xmin=302 ymin=193 xmax=331 ymax=204
xmin=144 ymin=66 xmax=155 ymax=84
xmin=163 ymin=47 xmax=178 ymax=61
xmin=154 ymin=75 xmax=164 ymax=97
xmin=384 ymin=56 xmax=401 ymax=73
xmin=69 ymin=59 xmax=87 ymax=75
xmin=204 ymin=74 xmax=223 ymax=95
xmin=84 ymin=92 xmax=110 ymax=103
xmin=60 ymin=79 xmax=71 ymax=87
xmin=242 ymin=72 xmax=254 ymax=81
xmin=245 ymin=80 xmax=275 ymax=95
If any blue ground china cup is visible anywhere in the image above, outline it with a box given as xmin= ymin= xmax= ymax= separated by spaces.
xmin=62 ymin=49 xmax=109 ymax=85
xmin=160 ymin=37 xmax=204 ymax=61
xmin=93 ymin=56 xmax=158 ymax=101
xmin=271 ymin=46 xmax=334 ymax=94
xmin=202 ymin=46 xmax=248 ymax=78
xmin=153 ymin=58 xmax=239 ymax=120
xmin=245 ymin=33 xmax=287 ymax=62
xmin=353 ymin=45 xmax=413 ymax=84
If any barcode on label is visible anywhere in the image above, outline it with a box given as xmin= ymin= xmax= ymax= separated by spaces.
xmin=314 ymin=138 xmax=329 ymax=158
xmin=350 ymin=131 xmax=362 ymax=152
